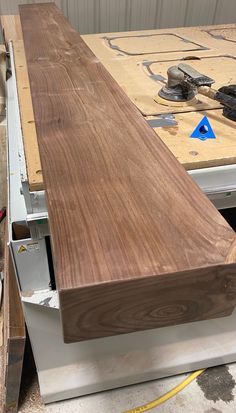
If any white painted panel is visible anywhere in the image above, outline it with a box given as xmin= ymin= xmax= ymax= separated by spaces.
xmin=0 ymin=0 xmax=28 ymax=14
xmin=0 ymin=0 xmax=62 ymax=14
xmin=159 ymin=0 xmax=188 ymax=28
xmin=24 ymin=302 xmax=236 ymax=404
xmin=60 ymin=0 xmax=68 ymax=16
xmin=66 ymin=0 xmax=96 ymax=33
xmin=184 ymin=0 xmax=217 ymax=26
xmin=129 ymin=0 xmax=159 ymax=30
xmin=0 ymin=0 xmax=235 ymax=34
xmin=99 ymin=0 xmax=127 ymax=33
xmin=214 ymin=0 xmax=236 ymax=24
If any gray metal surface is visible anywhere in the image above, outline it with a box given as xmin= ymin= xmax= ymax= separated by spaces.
xmin=11 ymin=238 xmax=51 ymax=292
xmin=191 ymin=163 xmax=236 ymax=194
xmin=6 ymin=42 xmax=27 ymax=226
xmin=7 ymin=43 xmax=51 ymax=292
xmin=7 ymin=42 xmax=49 ymax=241
xmin=27 ymin=212 xmax=49 ymax=239
xmin=23 ymin=301 xmax=236 ymax=404
xmin=146 ymin=114 xmax=177 ymax=127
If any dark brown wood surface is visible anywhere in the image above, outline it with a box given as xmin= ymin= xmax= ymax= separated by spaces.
xmin=3 ymin=242 xmax=25 ymax=412
xmin=20 ymin=3 xmax=236 ymax=343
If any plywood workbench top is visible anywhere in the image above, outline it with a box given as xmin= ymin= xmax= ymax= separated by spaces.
xmin=83 ymin=24 xmax=236 ymax=170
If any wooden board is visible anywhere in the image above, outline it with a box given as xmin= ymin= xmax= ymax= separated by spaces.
xmin=0 ymin=15 xmax=43 ymax=191
xmin=3 ymin=242 xmax=25 ymax=413
xmin=0 ymin=67 xmax=25 ymax=409
xmin=20 ymin=4 xmax=236 ymax=343
xmin=0 ymin=15 xmax=22 ymax=42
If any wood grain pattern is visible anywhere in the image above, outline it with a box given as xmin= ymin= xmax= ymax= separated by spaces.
xmin=20 ymin=4 xmax=236 ymax=343
xmin=3 ymin=242 xmax=25 ymax=413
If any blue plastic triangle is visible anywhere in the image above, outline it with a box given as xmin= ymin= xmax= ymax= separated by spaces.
xmin=190 ymin=116 xmax=216 ymax=141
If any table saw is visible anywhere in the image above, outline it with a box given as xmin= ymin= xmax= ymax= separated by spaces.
xmin=1 ymin=8 xmax=236 ymax=406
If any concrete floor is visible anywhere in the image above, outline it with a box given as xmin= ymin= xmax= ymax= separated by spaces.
xmin=17 ymin=362 xmax=236 ymax=412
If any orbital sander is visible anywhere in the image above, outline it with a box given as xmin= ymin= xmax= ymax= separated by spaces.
xmin=159 ymin=63 xmax=236 ymax=121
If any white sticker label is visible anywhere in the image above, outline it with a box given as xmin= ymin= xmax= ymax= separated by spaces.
xmin=27 ymin=242 xmax=40 ymax=252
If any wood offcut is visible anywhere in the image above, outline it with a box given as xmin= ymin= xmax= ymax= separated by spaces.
xmin=3 ymin=242 xmax=25 ymax=413
xmin=20 ymin=4 xmax=236 ymax=343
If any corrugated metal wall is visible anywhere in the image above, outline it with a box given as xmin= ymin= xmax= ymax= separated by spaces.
xmin=0 ymin=0 xmax=236 ymax=34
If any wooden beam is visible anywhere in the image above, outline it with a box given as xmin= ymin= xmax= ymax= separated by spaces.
xmin=0 ymin=15 xmax=44 ymax=191
xmin=3 ymin=242 xmax=25 ymax=413
xmin=20 ymin=3 xmax=236 ymax=343
xmin=0 ymin=19 xmax=25 ymax=410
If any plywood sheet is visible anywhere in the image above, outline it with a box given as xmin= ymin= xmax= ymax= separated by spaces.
xmin=149 ymin=110 xmax=236 ymax=170
xmin=83 ymin=24 xmax=236 ymax=59
xmin=206 ymin=26 xmax=236 ymax=42
xmin=105 ymin=32 xmax=208 ymax=55
xmin=0 ymin=15 xmax=43 ymax=191
xmin=83 ymin=25 xmax=236 ymax=116
xmin=20 ymin=4 xmax=236 ymax=343
xmin=0 ymin=15 xmax=22 ymax=42
xmin=83 ymin=24 xmax=236 ymax=171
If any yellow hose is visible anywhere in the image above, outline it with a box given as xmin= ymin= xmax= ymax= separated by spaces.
xmin=123 ymin=369 xmax=205 ymax=413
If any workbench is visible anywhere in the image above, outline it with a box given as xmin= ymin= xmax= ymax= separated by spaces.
xmin=2 ymin=10 xmax=236 ymax=406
